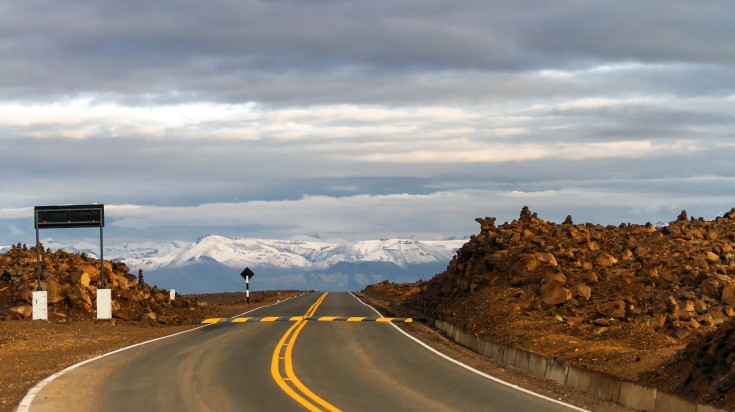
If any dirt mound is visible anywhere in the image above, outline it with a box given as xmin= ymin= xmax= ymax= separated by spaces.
xmin=365 ymin=207 xmax=735 ymax=409
xmin=1 ymin=244 xmax=202 ymax=325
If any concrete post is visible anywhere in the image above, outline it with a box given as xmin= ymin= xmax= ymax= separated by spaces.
xmin=32 ymin=291 xmax=48 ymax=320
xmin=97 ymin=288 xmax=112 ymax=320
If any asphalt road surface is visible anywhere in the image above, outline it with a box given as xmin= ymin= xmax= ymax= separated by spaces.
xmin=26 ymin=292 xmax=584 ymax=412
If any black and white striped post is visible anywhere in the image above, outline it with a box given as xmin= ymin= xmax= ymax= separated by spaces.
xmin=240 ymin=267 xmax=255 ymax=304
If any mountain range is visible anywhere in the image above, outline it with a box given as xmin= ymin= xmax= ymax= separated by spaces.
xmin=2 ymin=235 xmax=466 ymax=293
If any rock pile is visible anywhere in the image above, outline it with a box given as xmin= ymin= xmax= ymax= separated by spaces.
xmin=0 ymin=244 xmax=198 ymax=324
xmin=405 ymin=206 xmax=735 ymax=341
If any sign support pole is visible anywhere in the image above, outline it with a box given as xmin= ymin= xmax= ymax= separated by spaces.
xmin=97 ymin=221 xmax=111 ymax=319
xmin=100 ymin=223 xmax=105 ymax=289
xmin=35 ymin=224 xmax=42 ymax=292
xmin=33 ymin=213 xmax=47 ymax=319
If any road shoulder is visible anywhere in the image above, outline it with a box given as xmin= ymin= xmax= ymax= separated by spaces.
xmin=354 ymin=293 xmax=634 ymax=412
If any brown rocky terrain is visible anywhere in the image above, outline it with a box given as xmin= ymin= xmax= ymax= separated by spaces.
xmin=363 ymin=207 xmax=735 ymax=410
xmin=1 ymin=243 xmax=201 ymax=324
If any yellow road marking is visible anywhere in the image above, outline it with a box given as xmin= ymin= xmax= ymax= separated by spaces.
xmin=270 ymin=292 xmax=341 ymax=412
xmin=200 ymin=318 xmax=224 ymax=324
xmin=199 ymin=316 xmax=412 ymax=323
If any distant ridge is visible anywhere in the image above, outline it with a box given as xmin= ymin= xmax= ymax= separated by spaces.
xmin=38 ymin=236 xmax=466 ymax=293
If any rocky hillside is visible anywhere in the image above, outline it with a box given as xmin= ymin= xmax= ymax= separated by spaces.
xmin=407 ymin=207 xmax=735 ymax=340
xmin=0 ymin=244 xmax=201 ymax=324
xmin=372 ymin=207 xmax=735 ymax=409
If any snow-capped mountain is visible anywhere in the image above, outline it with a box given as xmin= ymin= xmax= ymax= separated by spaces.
xmin=155 ymin=235 xmax=463 ymax=271
xmin=35 ymin=235 xmax=466 ymax=293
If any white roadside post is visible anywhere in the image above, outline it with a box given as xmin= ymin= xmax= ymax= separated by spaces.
xmin=32 ymin=291 xmax=48 ymax=320
xmin=170 ymin=289 xmax=176 ymax=301
xmin=97 ymin=288 xmax=112 ymax=320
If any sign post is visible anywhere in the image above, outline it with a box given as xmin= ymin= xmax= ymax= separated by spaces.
xmin=240 ymin=267 xmax=255 ymax=304
xmin=34 ymin=204 xmax=110 ymax=319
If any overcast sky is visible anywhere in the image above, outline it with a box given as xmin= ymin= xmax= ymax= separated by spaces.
xmin=1 ymin=1 xmax=734 ymax=246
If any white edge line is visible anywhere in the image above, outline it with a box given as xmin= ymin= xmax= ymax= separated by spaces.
xmin=16 ymin=294 xmax=301 ymax=412
xmin=349 ymin=292 xmax=589 ymax=412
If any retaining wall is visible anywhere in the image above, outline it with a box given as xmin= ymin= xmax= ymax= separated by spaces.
xmin=434 ymin=320 xmax=727 ymax=412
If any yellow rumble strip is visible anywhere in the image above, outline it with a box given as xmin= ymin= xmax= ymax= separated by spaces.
xmin=197 ymin=316 xmax=412 ymax=324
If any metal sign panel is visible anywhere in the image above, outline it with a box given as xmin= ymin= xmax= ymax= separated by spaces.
xmin=35 ymin=204 xmax=104 ymax=229
xmin=240 ymin=267 xmax=255 ymax=279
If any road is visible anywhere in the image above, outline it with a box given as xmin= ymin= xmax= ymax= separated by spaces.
xmin=26 ymin=292 xmax=583 ymax=411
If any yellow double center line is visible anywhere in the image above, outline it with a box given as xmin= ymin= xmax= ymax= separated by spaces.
xmin=270 ymin=292 xmax=341 ymax=412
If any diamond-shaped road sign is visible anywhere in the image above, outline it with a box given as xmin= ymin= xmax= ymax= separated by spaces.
xmin=240 ymin=267 xmax=255 ymax=280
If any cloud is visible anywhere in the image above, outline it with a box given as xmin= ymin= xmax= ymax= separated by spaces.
xmin=7 ymin=179 xmax=735 ymax=244
xmin=1 ymin=1 xmax=733 ymax=102
xmin=0 ymin=1 xmax=734 ymax=247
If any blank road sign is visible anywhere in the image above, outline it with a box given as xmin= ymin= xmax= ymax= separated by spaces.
xmin=35 ymin=204 xmax=104 ymax=229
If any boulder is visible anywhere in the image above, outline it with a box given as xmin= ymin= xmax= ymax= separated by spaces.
xmin=659 ymin=269 xmax=679 ymax=285
xmin=536 ymin=252 xmax=558 ymax=267
xmin=67 ymin=284 xmax=93 ymax=311
xmin=70 ymin=270 xmax=91 ymax=287
xmin=595 ymin=252 xmax=618 ymax=268
xmin=571 ymin=283 xmax=592 ymax=301
xmin=10 ymin=304 xmax=32 ymax=318
xmin=521 ymin=253 xmax=555 ymax=272
xmin=674 ymin=327 xmax=692 ymax=340
xmin=706 ymin=251 xmax=721 ymax=263
xmin=708 ymin=307 xmax=729 ymax=325
xmin=540 ymin=272 xmax=566 ymax=292
xmin=78 ymin=265 xmax=101 ymax=282
xmin=541 ymin=282 xmax=571 ymax=306
xmin=700 ymin=278 xmax=721 ymax=297
xmin=115 ymin=274 xmax=130 ymax=289
xmin=598 ymin=300 xmax=626 ymax=319
xmin=722 ymin=284 xmax=735 ymax=306
xmin=113 ymin=308 xmax=138 ymax=321
xmin=44 ymin=277 xmax=62 ymax=304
